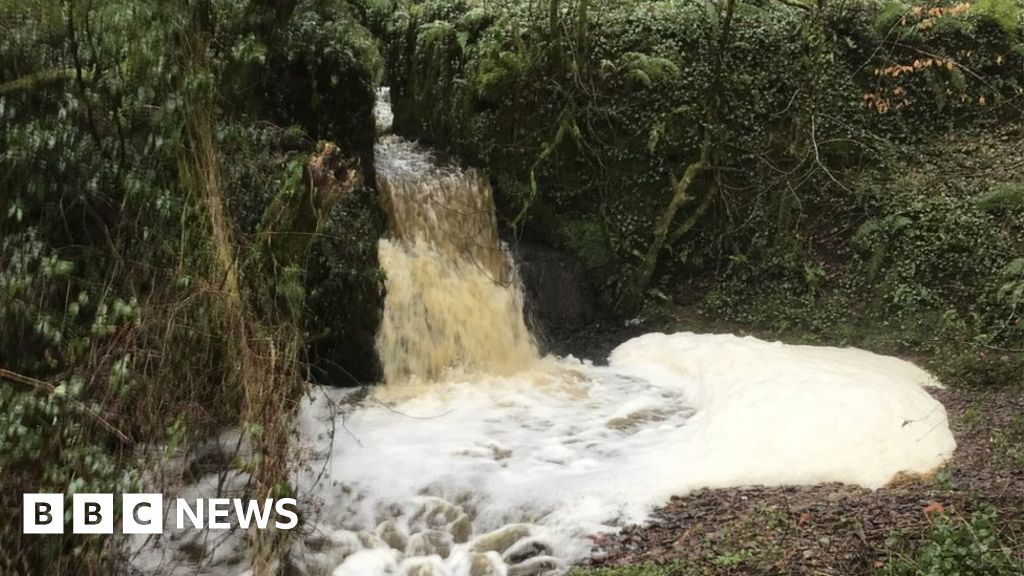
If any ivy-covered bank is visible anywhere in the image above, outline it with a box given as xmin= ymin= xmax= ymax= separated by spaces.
xmin=378 ymin=0 xmax=1023 ymax=384
xmin=1 ymin=1 xmax=382 ymax=573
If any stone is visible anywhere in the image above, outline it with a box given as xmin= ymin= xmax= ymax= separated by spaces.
xmin=406 ymin=530 xmax=453 ymax=558
xmin=502 ymin=538 xmax=552 ymax=564
xmin=377 ymin=519 xmax=408 ymax=551
xmin=328 ymin=529 xmax=365 ymax=557
xmin=411 ymin=497 xmax=463 ymax=531
xmin=449 ymin=513 xmax=473 ymax=543
xmin=471 ymin=524 xmax=531 ymax=554
xmin=507 ymin=556 xmax=561 ymax=576
xmin=357 ymin=531 xmax=388 ymax=550
xmin=468 ymin=552 xmax=502 ymax=576
xmin=404 ymin=561 xmax=439 ymax=576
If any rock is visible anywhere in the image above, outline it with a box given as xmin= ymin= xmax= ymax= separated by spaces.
xmin=332 ymin=548 xmax=401 ymax=576
xmin=357 ymin=532 xmax=389 ymax=550
xmin=467 ymin=552 xmax=502 ymax=576
xmin=471 ymin=524 xmax=532 ymax=554
xmin=377 ymin=519 xmax=408 ymax=551
xmin=328 ymin=529 xmax=366 ymax=557
xmin=507 ymin=556 xmax=561 ymax=576
xmin=502 ymin=538 xmax=552 ymax=564
xmin=403 ymin=561 xmax=439 ymax=576
xmin=406 ymin=530 xmax=453 ymax=558
xmin=516 ymin=242 xmax=594 ymax=329
xmin=450 ymin=513 xmax=473 ymax=543
xmin=411 ymin=497 xmax=463 ymax=531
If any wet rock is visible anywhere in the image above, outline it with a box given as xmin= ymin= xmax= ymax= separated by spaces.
xmin=406 ymin=530 xmax=453 ymax=558
xmin=377 ymin=519 xmax=408 ymax=551
xmin=467 ymin=552 xmax=503 ymax=576
xmin=450 ymin=513 xmax=473 ymax=543
xmin=503 ymin=538 xmax=552 ymax=564
xmin=357 ymin=531 xmax=389 ymax=550
xmin=403 ymin=561 xmax=440 ymax=576
xmin=333 ymin=548 xmax=401 ymax=576
xmin=507 ymin=556 xmax=561 ymax=576
xmin=411 ymin=497 xmax=463 ymax=531
xmin=471 ymin=524 xmax=532 ymax=554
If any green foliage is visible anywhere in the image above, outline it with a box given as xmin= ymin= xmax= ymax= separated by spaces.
xmin=382 ymin=0 xmax=1022 ymax=384
xmin=0 ymin=383 xmax=134 ymax=572
xmin=992 ymin=413 xmax=1024 ymax=467
xmin=1 ymin=0 xmax=383 ymax=572
xmin=976 ymin=182 xmax=1024 ymax=212
xmin=879 ymin=507 xmax=1024 ymax=576
xmin=618 ymin=51 xmax=681 ymax=89
xmin=306 ymin=184 xmax=386 ymax=384
xmin=973 ymin=0 xmax=1023 ymax=35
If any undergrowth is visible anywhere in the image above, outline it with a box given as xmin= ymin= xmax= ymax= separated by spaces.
xmin=879 ymin=507 xmax=1024 ymax=576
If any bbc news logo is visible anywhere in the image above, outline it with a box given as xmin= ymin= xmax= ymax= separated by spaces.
xmin=23 ymin=494 xmax=299 ymax=534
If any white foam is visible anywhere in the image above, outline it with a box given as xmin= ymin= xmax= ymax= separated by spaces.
xmin=291 ymin=331 xmax=955 ymax=575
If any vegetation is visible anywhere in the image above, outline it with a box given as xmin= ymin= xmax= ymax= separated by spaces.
xmin=378 ymin=0 xmax=1023 ymax=384
xmin=879 ymin=507 xmax=1024 ymax=576
xmin=1 ymin=1 xmax=382 ymax=573
xmin=1 ymin=0 xmax=1021 ymax=574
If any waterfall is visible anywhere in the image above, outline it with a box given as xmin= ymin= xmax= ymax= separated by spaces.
xmin=373 ymin=91 xmax=538 ymax=384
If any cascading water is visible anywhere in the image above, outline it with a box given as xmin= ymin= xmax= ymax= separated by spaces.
xmin=374 ymin=129 xmax=538 ymax=384
xmin=131 ymin=89 xmax=956 ymax=576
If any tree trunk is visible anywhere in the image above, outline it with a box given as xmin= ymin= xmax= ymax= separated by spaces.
xmin=622 ymin=135 xmax=711 ymax=311
xmin=620 ymin=0 xmax=735 ymax=312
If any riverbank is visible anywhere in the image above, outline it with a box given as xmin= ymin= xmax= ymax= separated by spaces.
xmin=573 ymin=382 xmax=1023 ymax=575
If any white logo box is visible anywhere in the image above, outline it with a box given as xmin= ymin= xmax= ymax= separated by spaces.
xmin=22 ymin=494 xmax=298 ymax=534
xmin=23 ymin=493 xmax=163 ymax=535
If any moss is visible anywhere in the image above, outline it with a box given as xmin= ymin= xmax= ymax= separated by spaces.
xmin=973 ymin=0 xmax=1023 ymax=35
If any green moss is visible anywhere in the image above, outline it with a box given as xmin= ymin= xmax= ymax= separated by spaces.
xmin=974 ymin=0 xmax=1023 ymax=35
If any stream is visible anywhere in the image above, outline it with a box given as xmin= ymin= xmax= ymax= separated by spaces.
xmin=130 ymin=89 xmax=955 ymax=576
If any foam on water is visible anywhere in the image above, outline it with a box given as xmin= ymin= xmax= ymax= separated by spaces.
xmin=129 ymin=89 xmax=955 ymax=576
xmin=284 ymin=331 xmax=954 ymax=576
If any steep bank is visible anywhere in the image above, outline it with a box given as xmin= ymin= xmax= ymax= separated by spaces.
xmin=374 ymin=0 xmax=1023 ymax=385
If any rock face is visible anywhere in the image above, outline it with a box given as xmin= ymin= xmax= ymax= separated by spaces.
xmin=515 ymin=242 xmax=594 ymax=330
